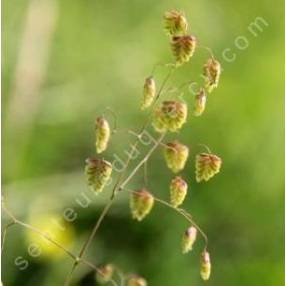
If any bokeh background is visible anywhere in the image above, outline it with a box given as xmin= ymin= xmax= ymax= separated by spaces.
xmin=2 ymin=0 xmax=284 ymax=285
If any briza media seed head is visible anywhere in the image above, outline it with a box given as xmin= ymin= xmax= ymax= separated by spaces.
xmin=127 ymin=276 xmax=147 ymax=286
xmin=95 ymin=116 xmax=111 ymax=153
xmin=130 ymin=189 xmax=154 ymax=221
xmin=85 ymin=158 xmax=112 ymax=193
xmin=182 ymin=226 xmax=197 ymax=253
xmin=203 ymin=57 xmax=221 ymax=93
xmin=164 ymin=141 xmax=189 ymax=173
xmin=193 ymin=88 xmax=207 ymax=116
xmin=171 ymin=35 xmax=196 ymax=66
xmin=200 ymin=250 xmax=211 ymax=280
xmin=152 ymin=100 xmax=187 ymax=133
xmin=164 ymin=10 xmax=188 ymax=36
xmin=170 ymin=176 xmax=188 ymax=207
xmin=195 ymin=153 xmax=222 ymax=182
xmin=141 ymin=76 xmax=156 ymax=110
xmin=96 ymin=264 xmax=114 ymax=284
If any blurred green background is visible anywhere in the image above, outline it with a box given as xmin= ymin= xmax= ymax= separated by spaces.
xmin=2 ymin=0 xmax=284 ymax=285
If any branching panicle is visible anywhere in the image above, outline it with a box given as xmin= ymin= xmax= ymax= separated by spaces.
xmin=2 ymin=9 xmax=225 ymax=285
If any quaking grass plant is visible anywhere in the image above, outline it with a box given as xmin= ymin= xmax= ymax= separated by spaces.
xmin=2 ymin=9 xmax=223 ymax=285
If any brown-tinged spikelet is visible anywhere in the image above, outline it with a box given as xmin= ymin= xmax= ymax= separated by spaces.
xmin=164 ymin=141 xmax=189 ymax=173
xmin=164 ymin=10 xmax=188 ymax=36
xmin=152 ymin=100 xmax=187 ymax=133
xmin=95 ymin=116 xmax=111 ymax=153
xmin=193 ymin=88 xmax=207 ymax=116
xmin=203 ymin=57 xmax=221 ymax=93
xmin=200 ymin=250 xmax=211 ymax=280
xmin=85 ymin=158 xmax=112 ymax=193
xmin=170 ymin=176 xmax=188 ymax=207
xmin=141 ymin=76 xmax=156 ymax=110
xmin=127 ymin=276 xmax=147 ymax=286
xmin=130 ymin=189 xmax=154 ymax=221
xmin=171 ymin=35 xmax=196 ymax=66
xmin=195 ymin=153 xmax=222 ymax=182
xmin=96 ymin=264 xmax=114 ymax=284
xmin=182 ymin=226 xmax=197 ymax=253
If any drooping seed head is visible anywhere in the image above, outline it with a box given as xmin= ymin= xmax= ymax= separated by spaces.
xmin=127 ymin=275 xmax=147 ymax=286
xmin=171 ymin=35 xmax=196 ymax=66
xmin=130 ymin=189 xmax=154 ymax=221
xmin=141 ymin=76 xmax=156 ymax=110
xmin=195 ymin=153 xmax=222 ymax=182
xmin=164 ymin=141 xmax=189 ymax=173
xmin=95 ymin=116 xmax=111 ymax=153
xmin=170 ymin=176 xmax=188 ymax=208
xmin=200 ymin=250 xmax=211 ymax=281
xmin=152 ymin=100 xmax=187 ymax=133
xmin=164 ymin=10 xmax=188 ymax=36
xmin=193 ymin=88 xmax=207 ymax=116
xmin=182 ymin=226 xmax=197 ymax=253
xmin=96 ymin=264 xmax=114 ymax=284
xmin=85 ymin=158 xmax=112 ymax=193
xmin=203 ymin=57 xmax=221 ymax=93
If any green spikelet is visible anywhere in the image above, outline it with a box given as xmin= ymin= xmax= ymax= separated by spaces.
xmin=152 ymin=100 xmax=187 ymax=133
xmin=182 ymin=226 xmax=197 ymax=253
xmin=95 ymin=116 xmax=111 ymax=153
xmin=127 ymin=276 xmax=147 ymax=286
xmin=200 ymin=251 xmax=211 ymax=281
xmin=164 ymin=141 xmax=189 ymax=173
xmin=171 ymin=35 xmax=196 ymax=66
xmin=164 ymin=10 xmax=188 ymax=36
xmin=96 ymin=264 xmax=114 ymax=284
xmin=195 ymin=153 xmax=222 ymax=182
xmin=170 ymin=176 xmax=188 ymax=208
xmin=203 ymin=57 xmax=221 ymax=93
xmin=85 ymin=158 xmax=112 ymax=193
xmin=130 ymin=189 xmax=154 ymax=221
xmin=141 ymin=76 xmax=156 ymax=110
xmin=193 ymin=88 xmax=207 ymax=116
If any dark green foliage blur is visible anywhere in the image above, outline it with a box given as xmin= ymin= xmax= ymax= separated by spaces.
xmin=2 ymin=0 xmax=284 ymax=285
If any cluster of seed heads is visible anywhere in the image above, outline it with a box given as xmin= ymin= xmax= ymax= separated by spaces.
xmin=85 ymin=9 xmax=223 ymax=284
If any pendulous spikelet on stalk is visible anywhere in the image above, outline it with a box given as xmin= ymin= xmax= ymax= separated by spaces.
xmin=195 ymin=153 xmax=222 ymax=182
xmin=95 ymin=116 xmax=111 ymax=153
xmin=164 ymin=10 xmax=188 ymax=36
xmin=170 ymin=176 xmax=188 ymax=207
xmin=127 ymin=275 xmax=147 ymax=286
xmin=85 ymin=158 xmax=112 ymax=193
xmin=141 ymin=76 xmax=156 ymax=110
xmin=203 ymin=57 xmax=221 ymax=93
xmin=96 ymin=264 xmax=114 ymax=284
xmin=130 ymin=189 xmax=154 ymax=221
xmin=200 ymin=250 xmax=211 ymax=280
xmin=164 ymin=141 xmax=189 ymax=173
xmin=182 ymin=226 xmax=197 ymax=253
xmin=171 ymin=35 xmax=196 ymax=66
xmin=193 ymin=88 xmax=207 ymax=116
xmin=152 ymin=100 xmax=187 ymax=133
